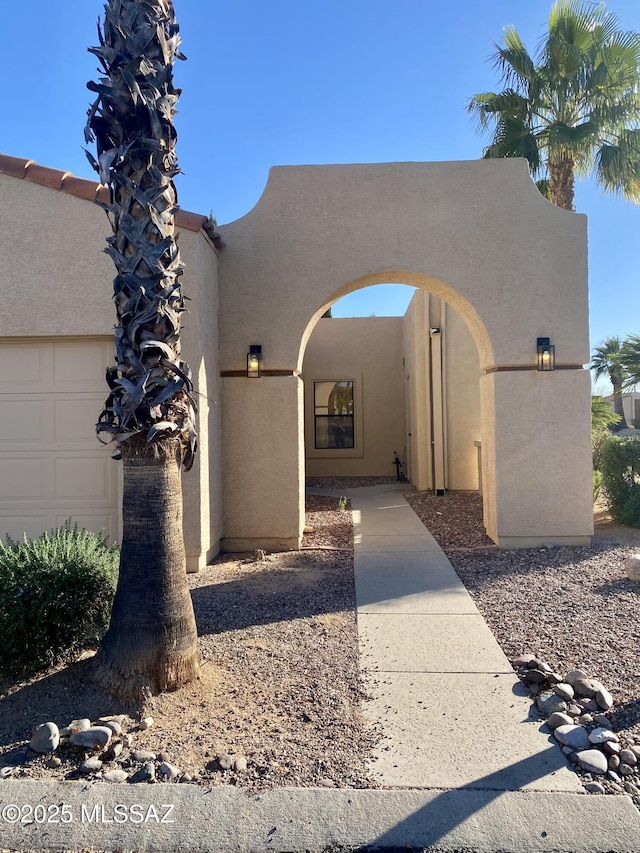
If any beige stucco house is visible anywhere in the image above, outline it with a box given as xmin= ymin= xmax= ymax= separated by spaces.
xmin=0 ymin=153 xmax=594 ymax=568
xmin=604 ymin=391 xmax=640 ymax=429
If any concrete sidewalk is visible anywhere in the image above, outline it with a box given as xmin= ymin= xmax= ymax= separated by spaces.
xmin=2 ymin=484 xmax=640 ymax=853
xmin=350 ymin=484 xmax=581 ymax=791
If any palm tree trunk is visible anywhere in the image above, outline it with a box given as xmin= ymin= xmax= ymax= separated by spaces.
xmin=611 ymin=379 xmax=629 ymax=430
xmin=548 ymin=157 xmax=576 ymax=211
xmin=87 ymin=0 xmax=200 ymax=700
xmin=95 ymin=441 xmax=199 ymax=699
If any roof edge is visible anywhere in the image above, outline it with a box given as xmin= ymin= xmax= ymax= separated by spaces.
xmin=0 ymin=152 xmax=222 ymax=247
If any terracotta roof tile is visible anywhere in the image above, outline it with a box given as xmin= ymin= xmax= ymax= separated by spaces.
xmin=0 ymin=153 xmax=221 ymax=247
xmin=24 ymin=163 xmax=72 ymax=190
xmin=0 ymin=154 xmax=34 ymax=179
xmin=60 ymin=174 xmax=104 ymax=201
xmin=96 ymin=184 xmax=111 ymax=205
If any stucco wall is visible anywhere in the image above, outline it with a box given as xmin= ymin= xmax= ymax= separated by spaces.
xmin=401 ymin=290 xmax=481 ymax=492
xmin=0 ymin=171 xmax=222 ymax=567
xmin=177 ymin=229 xmax=223 ymax=570
xmin=218 ymin=160 xmax=589 ymax=374
xmin=444 ymin=306 xmax=482 ymax=490
xmin=0 ymin=173 xmax=115 ymax=336
xmin=217 ymin=159 xmax=592 ymax=548
xmin=1 ymin=157 xmax=593 ymax=553
xmin=480 ymin=369 xmax=593 ymax=546
xmin=402 ymin=291 xmax=432 ymax=491
xmin=221 ymin=375 xmax=304 ymax=551
xmin=303 ymin=318 xmax=405 ymax=478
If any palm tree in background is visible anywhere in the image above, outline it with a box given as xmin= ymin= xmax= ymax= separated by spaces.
xmin=468 ymin=0 xmax=640 ymax=210
xmin=591 ymin=395 xmax=621 ymax=432
xmin=591 ymin=337 xmax=629 ymax=429
xmin=618 ymin=334 xmax=640 ymax=392
xmin=85 ymin=0 xmax=199 ymax=699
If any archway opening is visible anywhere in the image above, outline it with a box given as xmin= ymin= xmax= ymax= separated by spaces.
xmin=300 ymin=275 xmax=493 ymax=548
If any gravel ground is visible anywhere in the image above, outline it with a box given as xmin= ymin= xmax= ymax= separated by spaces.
xmin=405 ymin=489 xmax=640 ymax=811
xmin=0 ymin=495 xmax=379 ymax=794
xmin=2 ymin=482 xmax=640 ymax=823
xmin=2 ymin=485 xmax=640 ymax=853
xmin=307 ymin=476 xmax=403 ymax=490
xmin=405 ymin=491 xmax=640 ymax=714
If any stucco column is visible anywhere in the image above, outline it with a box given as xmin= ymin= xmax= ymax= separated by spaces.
xmin=220 ymin=374 xmax=305 ymax=551
xmin=480 ymin=369 xmax=593 ymax=547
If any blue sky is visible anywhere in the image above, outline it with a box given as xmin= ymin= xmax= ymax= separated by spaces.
xmin=3 ymin=0 xmax=639 ymax=360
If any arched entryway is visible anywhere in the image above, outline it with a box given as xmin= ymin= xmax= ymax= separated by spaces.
xmin=301 ymin=283 xmax=482 ymax=497
xmin=216 ymin=159 xmax=593 ymax=551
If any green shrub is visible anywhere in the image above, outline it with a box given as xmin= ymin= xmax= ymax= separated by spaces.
xmin=593 ymin=469 xmax=603 ymax=503
xmin=600 ymin=435 xmax=640 ymax=527
xmin=592 ymin=427 xmax=610 ymax=473
xmin=0 ymin=522 xmax=119 ymax=676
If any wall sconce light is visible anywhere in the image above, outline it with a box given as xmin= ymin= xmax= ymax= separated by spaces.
xmin=537 ymin=337 xmax=555 ymax=371
xmin=247 ymin=344 xmax=263 ymax=378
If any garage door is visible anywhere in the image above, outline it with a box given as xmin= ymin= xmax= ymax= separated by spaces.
xmin=0 ymin=340 xmax=120 ymax=545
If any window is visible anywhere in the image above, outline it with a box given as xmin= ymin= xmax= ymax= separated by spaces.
xmin=314 ymin=381 xmax=354 ymax=449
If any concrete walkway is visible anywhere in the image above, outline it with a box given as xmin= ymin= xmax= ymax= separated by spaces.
xmin=2 ymin=484 xmax=640 ymax=853
xmin=349 ymin=483 xmax=582 ymax=791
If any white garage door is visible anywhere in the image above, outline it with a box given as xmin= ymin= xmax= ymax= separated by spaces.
xmin=0 ymin=339 xmax=120 ymax=545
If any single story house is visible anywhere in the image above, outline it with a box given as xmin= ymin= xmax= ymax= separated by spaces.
xmin=0 ymin=154 xmax=594 ymax=569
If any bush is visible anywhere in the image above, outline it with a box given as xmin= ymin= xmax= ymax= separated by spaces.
xmin=0 ymin=522 xmax=119 ymax=676
xmin=592 ymin=427 xmax=610 ymax=474
xmin=600 ymin=435 xmax=640 ymax=527
xmin=593 ymin=469 xmax=603 ymax=503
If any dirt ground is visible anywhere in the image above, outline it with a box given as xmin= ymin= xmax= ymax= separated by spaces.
xmin=592 ymin=495 xmax=640 ymax=547
xmin=0 ymin=495 xmax=378 ymax=792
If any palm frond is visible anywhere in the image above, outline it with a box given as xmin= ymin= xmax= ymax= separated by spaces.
xmin=483 ymin=116 xmax=542 ymax=174
xmin=550 ymin=118 xmax=598 ymax=144
xmin=591 ymin=396 xmax=621 ymax=431
xmin=467 ymin=89 xmax=530 ymax=128
xmin=547 ymin=0 xmax=612 ymax=53
xmin=493 ymin=26 xmax=537 ymax=86
xmin=535 ymin=177 xmax=552 ymax=200
xmin=621 ymin=335 xmax=640 ymax=389
xmin=591 ymin=337 xmax=627 ymax=387
xmin=595 ymin=130 xmax=640 ymax=201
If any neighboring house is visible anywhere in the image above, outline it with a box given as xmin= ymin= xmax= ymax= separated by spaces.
xmin=0 ymin=154 xmax=594 ymax=565
xmin=604 ymin=391 xmax=640 ymax=428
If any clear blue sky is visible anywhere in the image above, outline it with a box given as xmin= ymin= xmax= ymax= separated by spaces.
xmin=3 ymin=0 xmax=639 ymax=357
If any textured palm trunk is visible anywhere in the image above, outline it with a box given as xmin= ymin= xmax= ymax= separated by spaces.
xmin=611 ymin=378 xmax=629 ymax=430
xmin=95 ymin=443 xmax=199 ymax=697
xmin=548 ymin=156 xmax=576 ymax=211
xmin=86 ymin=0 xmax=199 ymax=698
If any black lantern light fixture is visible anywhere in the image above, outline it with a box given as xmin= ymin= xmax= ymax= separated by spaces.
xmin=247 ymin=344 xmax=263 ymax=378
xmin=536 ymin=337 xmax=555 ymax=371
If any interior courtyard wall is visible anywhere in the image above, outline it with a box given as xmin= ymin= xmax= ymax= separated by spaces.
xmin=443 ymin=304 xmax=482 ymax=490
xmin=303 ymin=318 xmax=405 ymax=478
xmin=402 ymin=291 xmax=432 ymax=491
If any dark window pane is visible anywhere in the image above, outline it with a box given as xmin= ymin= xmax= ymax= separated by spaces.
xmin=314 ymin=381 xmax=355 ymax=449
xmin=315 ymin=415 xmax=354 ymax=449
